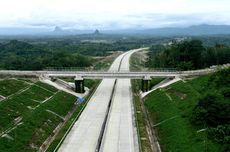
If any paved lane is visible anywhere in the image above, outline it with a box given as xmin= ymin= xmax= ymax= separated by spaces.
xmin=100 ymin=49 xmax=144 ymax=152
xmin=58 ymin=53 xmax=127 ymax=152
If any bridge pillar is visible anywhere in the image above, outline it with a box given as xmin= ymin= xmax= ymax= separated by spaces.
xmin=74 ymin=76 xmax=85 ymax=93
xmin=141 ymin=76 xmax=151 ymax=92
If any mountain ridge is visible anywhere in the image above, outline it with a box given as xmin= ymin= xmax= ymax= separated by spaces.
xmin=0 ymin=24 xmax=230 ymax=36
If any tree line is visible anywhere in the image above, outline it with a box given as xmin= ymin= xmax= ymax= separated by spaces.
xmin=146 ymin=40 xmax=230 ymax=70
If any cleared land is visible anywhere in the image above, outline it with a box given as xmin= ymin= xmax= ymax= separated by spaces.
xmin=0 ymin=78 xmax=82 ymax=152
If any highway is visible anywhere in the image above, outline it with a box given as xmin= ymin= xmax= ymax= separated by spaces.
xmin=100 ymin=49 xmax=140 ymax=152
xmin=58 ymin=49 xmax=139 ymax=152
xmin=1 ymin=48 xmax=226 ymax=152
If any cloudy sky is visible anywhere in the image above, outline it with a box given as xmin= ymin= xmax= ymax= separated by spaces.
xmin=0 ymin=0 xmax=229 ymax=29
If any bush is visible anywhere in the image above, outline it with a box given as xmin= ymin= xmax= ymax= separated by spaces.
xmin=191 ymin=93 xmax=230 ymax=127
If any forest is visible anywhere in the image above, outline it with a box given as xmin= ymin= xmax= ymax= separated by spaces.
xmin=0 ymin=39 xmax=143 ymax=70
xmin=0 ymin=40 xmax=92 ymax=70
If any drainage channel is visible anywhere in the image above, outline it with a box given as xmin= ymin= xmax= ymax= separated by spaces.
xmin=95 ymin=52 xmax=128 ymax=152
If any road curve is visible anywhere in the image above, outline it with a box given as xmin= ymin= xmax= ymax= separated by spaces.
xmin=58 ymin=51 xmax=130 ymax=152
xmin=100 ymin=49 xmax=143 ymax=152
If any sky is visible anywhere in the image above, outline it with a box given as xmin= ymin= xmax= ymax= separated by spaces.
xmin=0 ymin=0 xmax=230 ymax=30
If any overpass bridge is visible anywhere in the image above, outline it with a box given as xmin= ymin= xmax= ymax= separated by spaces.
xmin=0 ymin=69 xmax=216 ymax=79
xmin=46 ymin=69 xmax=216 ymax=93
xmin=0 ymin=68 xmax=218 ymax=93
xmin=47 ymin=71 xmax=180 ymax=79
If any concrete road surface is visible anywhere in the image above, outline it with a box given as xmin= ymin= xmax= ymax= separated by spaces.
xmin=100 ymin=49 xmax=142 ymax=152
xmin=58 ymin=52 xmax=127 ymax=152
xmin=58 ymin=48 xmax=145 ymax=152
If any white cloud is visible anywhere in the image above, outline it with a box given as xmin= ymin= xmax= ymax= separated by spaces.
xmin=0 ymin=0 xmax=229 ymax=29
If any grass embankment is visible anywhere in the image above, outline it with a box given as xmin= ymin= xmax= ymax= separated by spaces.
xmin=130 ymin=50 xmax=165 ymax=151
xmin=132 ymin=80 xmax=152 ymax=152
xmin=0 ymin=78 xmax=79 ymax=152
xmin=144 ymin=75 xmax=222 ymax=152
xmin=130 ymin=50 xmax=148 ymax=71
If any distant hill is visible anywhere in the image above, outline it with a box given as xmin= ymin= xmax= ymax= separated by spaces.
xmin=52 ymin=26 xmax=72 ymax=35
xmin=93 ymin=29 xmax=100 ymax=35
xmin=53 ymin=26 xmax=63 ymax=33
xmin=152 ymin=24 xmax=230 ymax=35
xmin=1 ymin=24 xmax=230 ymax=36
xmin=104 ymin=24 xmax=230 ymax=36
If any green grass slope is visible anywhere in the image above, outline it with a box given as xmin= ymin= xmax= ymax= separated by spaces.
xmin=0 ymin=79 xmax=78 ymax=152
xmin=144 ymin=75 xmax=222 ymax=152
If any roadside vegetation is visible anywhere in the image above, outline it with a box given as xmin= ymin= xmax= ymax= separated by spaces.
xmin=144 ymin=68 xmax=230 ymax=152
xmin=132 ymin=80 xmax=152 ymax=152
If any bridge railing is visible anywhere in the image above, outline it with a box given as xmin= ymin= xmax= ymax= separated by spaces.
xmin=44 ymin=64 xmax=230 ymax=72
xmin=44 ymin=67 xmax=180 ymax=73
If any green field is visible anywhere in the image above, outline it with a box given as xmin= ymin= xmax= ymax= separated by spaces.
xmin=0 ymin=78 xmax=80 ymax=152
xmin=144 ymin=75 xmax=223 ymax=152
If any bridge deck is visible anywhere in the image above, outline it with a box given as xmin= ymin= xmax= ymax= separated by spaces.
xmin=0 ymin=68 xmax=220 ymax=79
xmin=46 ymin=69 xmax=216 ymax=79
